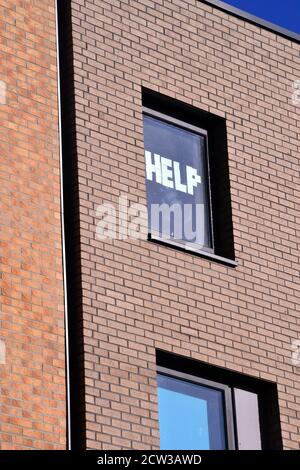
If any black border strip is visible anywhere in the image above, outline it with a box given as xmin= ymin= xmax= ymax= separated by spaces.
xmin=201 ymin=0 xmax=300 ymax=43
xmin=56 ymin=0 xmax=86 ymax=450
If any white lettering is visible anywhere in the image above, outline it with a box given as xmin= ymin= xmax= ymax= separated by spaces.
xmin=186 ymin=165 xmax=201 ymax=195
xmin=0 ymin=340 xmax=6 ymax=365
xmin=0 ymin=80 xmax=7 ymax=105
xmin=95 ymin=204 xmax=116 ymax=240
xmin=161 ymin=157 xmax=174 ymax=188
xmin=145 ymin=151 xmax=202 ymax=195
xmin=174 ymin=161 xmax=187 ymax=193
xmin=145 ymin=151 xmax=162 ymax=184
xmin=97 ymin=455 xmax=132 ymax=467
xmin=151 ymin=203 xmax=183 ymax=240
xmin=292 ymin=79 xmax=300 ymax=105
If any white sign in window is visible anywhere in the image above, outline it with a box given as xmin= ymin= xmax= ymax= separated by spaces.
xmin=143 ymin=110 xmax=213 ymax=252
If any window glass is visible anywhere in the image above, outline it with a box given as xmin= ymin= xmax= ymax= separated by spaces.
xmin=157 ymin=374 xmax=227 ymax=450
xmin=234 ymin=388 xmax=262 ymax=450
xmin=143 ymin=114 xmax=212 ymax=251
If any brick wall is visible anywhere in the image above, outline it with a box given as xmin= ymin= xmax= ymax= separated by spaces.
xmin=64 ymin=0 xmax=300 ymax=449
xmin=0 ymin=0 xmax=66 ymax=449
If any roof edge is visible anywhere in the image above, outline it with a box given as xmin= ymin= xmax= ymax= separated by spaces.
xmin=201 ymin=0 xmax=300 ymax=44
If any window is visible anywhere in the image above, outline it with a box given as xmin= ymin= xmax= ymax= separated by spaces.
xmin=157 ymin=371 xmax=234 ymax=450
xmin=142 ymin=89 xmax=236 ymax=266
xmin=156 ymin=353 xmax=282 ymax=450
xmin=143 ymin=111 xmax=213 ymax=253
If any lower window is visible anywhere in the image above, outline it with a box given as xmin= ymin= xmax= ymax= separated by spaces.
xmin=157 ymin=364 xmax=281 ymax=450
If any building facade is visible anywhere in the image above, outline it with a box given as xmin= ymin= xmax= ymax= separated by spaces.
xmin=1 ymin=0 xmax=300 ymax=450
xmin=0 ymin=0 xmax=66 ymax=449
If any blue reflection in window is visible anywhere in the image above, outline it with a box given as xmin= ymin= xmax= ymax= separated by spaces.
xmin=157 ymin=374 xmax=227 ymax=450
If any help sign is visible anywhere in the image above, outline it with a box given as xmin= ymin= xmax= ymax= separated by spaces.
xmin=145 ymin=151 xmax=202 ymax=196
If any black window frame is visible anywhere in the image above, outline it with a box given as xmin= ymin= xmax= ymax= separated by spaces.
xmin=142 ymin=88 xmax=237 ymax=268
xmin=156 ymin=350 xmax=283 ymax=450
xmin=143 ymin=107 xmax=215 ymax=256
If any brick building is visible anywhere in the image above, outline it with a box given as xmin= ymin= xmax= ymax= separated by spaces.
xmin=0 ymin=0 xmax=66 ymax=449
xmin=1 ymin=0 xmax=300 ymax=450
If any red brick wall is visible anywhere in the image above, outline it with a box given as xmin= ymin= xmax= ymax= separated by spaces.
xmin=0 ymin=0 xmax=66 ymax=449
xmin=68 ymin=0 xmax=300 ymax=449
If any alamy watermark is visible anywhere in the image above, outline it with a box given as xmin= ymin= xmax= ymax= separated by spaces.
xmin=0 ymin=80 xmax=7 ymax=105
xmin=292 ymin=79 xmax=300 ymax=105
xmin=0 ymin=340 xmax=6 ymax=365
xmin=95 ymin=195 xmax=207 ymax=248
xmin=291 ymin=339 xmax=300 ymax=367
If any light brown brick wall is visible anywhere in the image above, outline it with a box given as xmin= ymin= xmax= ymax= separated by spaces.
xmin=0 ymin=0 xmax=66 ymax=449
xmin=71 ymin=0 xmax=300 ymax=449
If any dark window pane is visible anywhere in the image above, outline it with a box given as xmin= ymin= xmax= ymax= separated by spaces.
xmin=157 ymin=374 xmax=227 ymax=450
xmin=143 ymin=115 xmax=213 ymax=250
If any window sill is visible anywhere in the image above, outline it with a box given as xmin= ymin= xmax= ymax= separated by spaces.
xmin=148 ymin=233 xmax=238 ymax=268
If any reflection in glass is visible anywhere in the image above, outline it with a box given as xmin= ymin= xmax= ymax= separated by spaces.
xmin=157 ymin=374 xmax=227 ymax=450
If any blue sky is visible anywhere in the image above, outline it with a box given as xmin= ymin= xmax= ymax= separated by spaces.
xmin=221 ymin=0 xmax=300 ymax=35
